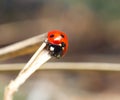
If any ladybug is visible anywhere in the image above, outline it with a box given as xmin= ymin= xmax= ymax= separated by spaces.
xmin=45 ymin=30 xmax=68 ymax=58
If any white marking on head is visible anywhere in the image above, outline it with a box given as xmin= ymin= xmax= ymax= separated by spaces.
xmin=50 ymin=47 xmax=54 ymax=51
xmin=59 ymin=44 xmax=62 ymax=46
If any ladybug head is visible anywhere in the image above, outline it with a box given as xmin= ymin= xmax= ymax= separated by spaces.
xmin=46 ymin=30 xmax=68 ymax=58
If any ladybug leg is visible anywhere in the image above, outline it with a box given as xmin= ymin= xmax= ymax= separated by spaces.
xmin=61 ymin=42 xmax=66 ymax=47
xmin=61 ymin=42 xmax=66 ymax=51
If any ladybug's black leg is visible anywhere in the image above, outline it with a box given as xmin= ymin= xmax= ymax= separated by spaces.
xmin=61 ymin=42 xmax=66 ymax=51
xmin=61 ymin=42 xmax=66 ymax=47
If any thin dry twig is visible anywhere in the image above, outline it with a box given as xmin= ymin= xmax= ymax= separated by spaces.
xmin=0 ymin=33 xmax=47 ymax=61
xmin=4 ymin=42 xmax=52 ymax=100
xmin=0 ymin=62 xmax=120 ymax=71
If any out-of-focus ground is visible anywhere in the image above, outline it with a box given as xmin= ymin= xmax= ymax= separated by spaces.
xmin=1 ymin=70 xmax=120 ymax=100
xmin=0 ymin=0 xmax=120 ymax=99
xmin=0 ymin=0 xmax=120 ymax=63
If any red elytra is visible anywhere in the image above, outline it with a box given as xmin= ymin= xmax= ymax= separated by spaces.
xmin=47 ymin=30 xmax=68 ymax=56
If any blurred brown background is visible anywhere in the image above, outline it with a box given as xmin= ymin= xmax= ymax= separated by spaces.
xmin=0 ymin=0 xmax=120 ymax=63
xmin=0 ymin=0 xmax=120 ymax=100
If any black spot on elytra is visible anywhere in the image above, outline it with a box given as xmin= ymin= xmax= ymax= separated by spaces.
xmin=50 ymin=34 xmax=54 ymax=38
xmin=61 ymin=34 xmax=64 ymax=38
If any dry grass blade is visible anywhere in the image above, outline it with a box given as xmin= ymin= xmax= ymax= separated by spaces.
xmin=0 ymin=62 xmax=120 ymax=71
xmin=0 ymin=33 xmax=47 ymax=61
xmin=4 ymin=42 xmax=51 ymax=100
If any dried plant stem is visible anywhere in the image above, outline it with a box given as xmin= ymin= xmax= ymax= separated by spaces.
xmin=1 ymin=62 xmax=120 ymax=71
xmin=4 ymin=43 xmax=51 ymax=100
xmin=0 ymin=33 xmax=47 ymax=61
